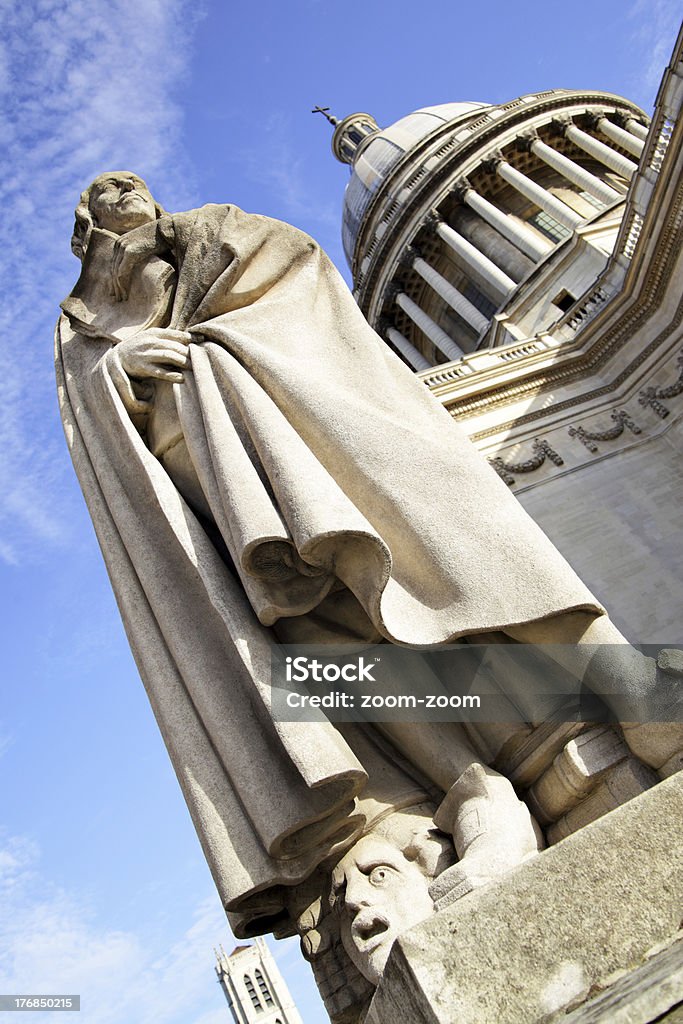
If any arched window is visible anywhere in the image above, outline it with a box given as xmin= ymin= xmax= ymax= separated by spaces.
xmin=255 ymin=969 xmax=274 ymax=1006
xmin=243 ymin=974 xmax=262 ymax=1012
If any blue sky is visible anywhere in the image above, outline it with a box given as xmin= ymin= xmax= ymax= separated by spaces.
xmin=0 ymin=1 xmax=680 ymax=1021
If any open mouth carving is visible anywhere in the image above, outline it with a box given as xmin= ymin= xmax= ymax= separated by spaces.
xmin=354 ymin=914 xmax=390 ymax=947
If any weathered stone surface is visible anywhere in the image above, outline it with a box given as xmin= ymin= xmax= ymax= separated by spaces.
xmin=547 ymin=757 xmax=657 ymax=842
xmin=621 ymin=723 xmax=683 ymax=771
xmin=57 ymin=166 xmax=683 ymax=1023
xmin=559 ymin=936 xmax=683 ymax=1023
xmin=58 ymin=171 xmax=607 ymax=946
xmin=501 ymin=721 xmax=588 ymax=787
xmin=528 ymin=726 xmax=629 ymax=824
xmin=657 ymin=649 xmax=683 ymax=677
xmin=661 ymin=750 xmax=683 ymax=778
xmin=462 ymin=720 xmax=532 ymax=765
xmin=367 ymin=773 xmax=683 ymax=1024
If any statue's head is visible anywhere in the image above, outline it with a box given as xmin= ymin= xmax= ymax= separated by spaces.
xmin=330 ymin=806 xmax=455 ymax=985
xmin=71 ymin=171 xmax=165 ymax=261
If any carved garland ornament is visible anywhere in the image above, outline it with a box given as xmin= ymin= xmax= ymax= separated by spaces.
xmin=489 ymin=438 xmax=564 ymax=486
xmin=568 ymin=409 xmax=642 ymax=453
xmin=637 ymin=350 xmax=683 ymax=419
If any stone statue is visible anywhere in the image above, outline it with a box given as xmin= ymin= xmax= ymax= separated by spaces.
xmin=329 ymin=763 xmax=540 ymax=983
xmin=56 ymin=173 xmax=682 ymax=1019
xmin=331 ymin=805 xmax=455 ymax=985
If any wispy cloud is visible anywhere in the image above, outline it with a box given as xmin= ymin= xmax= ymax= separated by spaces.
xmin=0 ymin=834 xmax=39 ymax=894
xmin=0 ymin=0 xmax=200 ymax=565
xmin=0 ymin=832 xmax=231 ymax=1023
xmin=234 ymin=111 xmax=339 ymax=230
xmin=0 ymin=729 xmax=13 ymax=759
xmin=628 ymin=0 xmax=681 ymax=104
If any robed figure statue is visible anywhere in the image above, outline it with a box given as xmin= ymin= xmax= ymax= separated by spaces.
xmin=57 ymin=172 xmax=681 ymax=1018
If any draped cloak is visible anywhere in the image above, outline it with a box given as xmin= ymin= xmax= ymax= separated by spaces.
xmin=56 ymin=203 xmax=602 ymax=936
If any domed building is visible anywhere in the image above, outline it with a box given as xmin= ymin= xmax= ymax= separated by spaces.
xmin=330 ymin=92 xmax=647 ymax=368
xmin=317 ymin=32 xmax=683 ymax=647
xmin=307 ymin=46 xmax=683 ymax=1023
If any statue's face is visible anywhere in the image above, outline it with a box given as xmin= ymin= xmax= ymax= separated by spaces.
xmin=333 ymin=834 xmax=435 ymax=985
xmin=88 ymin=172 xmax=157 ymax=234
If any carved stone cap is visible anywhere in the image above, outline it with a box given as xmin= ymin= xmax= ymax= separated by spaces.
xmin=515 ymin=129 xmax=540 ymax=152
xmin=450 ymin=178 xmax=472 ymax=202
xmin=481 ymin=151 xmax=505 ymax=174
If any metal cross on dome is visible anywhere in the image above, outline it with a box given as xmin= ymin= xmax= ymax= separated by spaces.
xmin=311 ymin=105 xmax=339 ymax=126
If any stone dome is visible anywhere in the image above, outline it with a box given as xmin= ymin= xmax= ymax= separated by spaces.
xmin=340 ymin=102 xmax=490 ymax=265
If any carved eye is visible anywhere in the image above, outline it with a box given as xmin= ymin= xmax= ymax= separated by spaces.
xmin=368 ymin=866 xmax=392 ymax=886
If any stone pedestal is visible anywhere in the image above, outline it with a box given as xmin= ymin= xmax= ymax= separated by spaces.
xmin=367 ymin=774 xmax=683 ymax=1024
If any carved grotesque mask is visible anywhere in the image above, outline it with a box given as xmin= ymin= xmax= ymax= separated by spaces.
xmin=331 ymin=831 xmax=438 ymax=984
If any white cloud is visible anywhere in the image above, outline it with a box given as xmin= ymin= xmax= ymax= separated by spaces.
xmin=0 ymin=834 xmax=39 ymax=892
xmin=0 ymin=830 xmax=322 ymax=1022
xmin=189 ymin=1012 xmax=231 ymax=1024
xmin=0 ymin=832 xmax=231 ymax=1023
xmin=234 ymin=111 xmax=339 ymax=230
xmin=0 ymin=0 xmax=199 ymax=565
xmin=628 ymin=0 xmax=681 ymax=104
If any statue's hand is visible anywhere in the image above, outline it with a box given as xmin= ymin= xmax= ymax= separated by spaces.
xmin=116 ymin=328 xmax=191 ymax=381
xmin=105 ymin=328 xmax=192 ymax=415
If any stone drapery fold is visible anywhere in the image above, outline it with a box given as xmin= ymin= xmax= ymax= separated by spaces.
xmin=57 ymin=204 xmax=602 ymax=935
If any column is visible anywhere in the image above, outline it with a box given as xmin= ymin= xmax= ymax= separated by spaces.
xmin=624 ymin=117 xmax=649 ymax=142
xmin=595 ymin=116 xmax=645 ymax=159
xmin=529 ymin=137 xmax=622 ymax=205
xmin=433 ymin=217 xmax=516 ymax=297
xmin=461 ymin=187 xmax=551 ymax=261
xmin=386 ymin=326 xmax=432 ymax=371
xmin=495 ymin=159 xmax=583 ymax=229
xmin=395 ymin=293 xmax=464 ymax=362
xmin=412 ymin=257 xmax=490 ymax=334
xmin=563 ymin=122 xmax=639 ymax=179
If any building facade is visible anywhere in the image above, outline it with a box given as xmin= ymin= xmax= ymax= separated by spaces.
xmin=215 ymin=938 xmax=304 ymax=1024
xmin=326 ymin=24 xmax=683 ymax=646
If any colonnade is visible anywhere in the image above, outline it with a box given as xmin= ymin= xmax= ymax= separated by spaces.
xmin=385 ymin=112 xmax=647 ymax=368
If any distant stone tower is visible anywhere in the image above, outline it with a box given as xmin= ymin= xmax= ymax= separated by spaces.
xmin=215 ymin=937 xmax=304 ymax=1024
